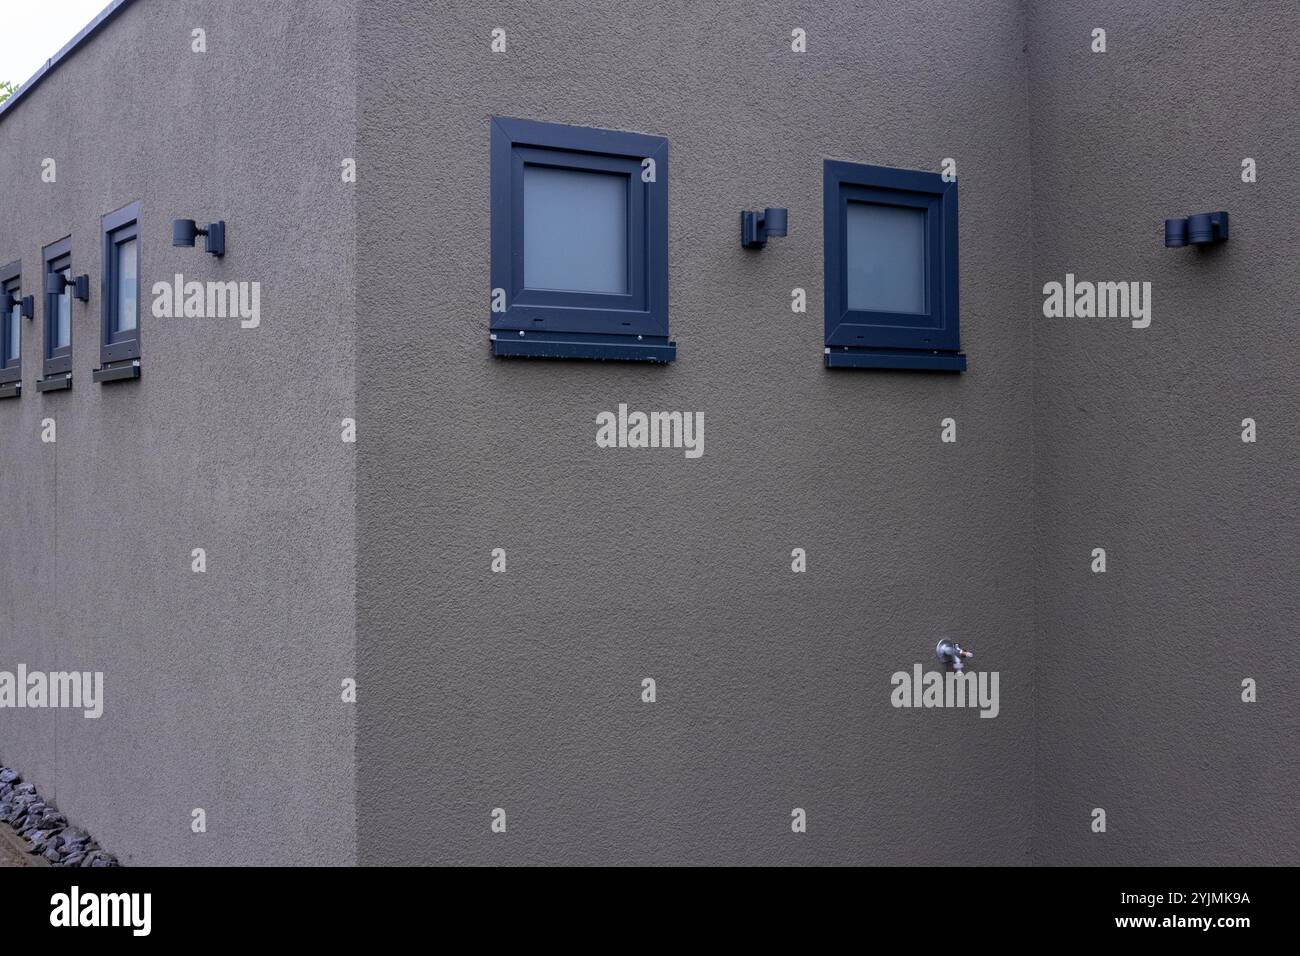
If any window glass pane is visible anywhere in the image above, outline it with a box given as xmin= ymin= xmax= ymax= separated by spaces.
xmin=7 ymin=303 xmax=17 ymax=363
xmin=523 ymin=165 xmax=627 ymax=295
xmin=846 ymin=201 xmax=926 ymax=314
xmin=116 ymin=237 xmax=138 ymax=332
xmin=57 ymin=268 xmax=71 ymax=348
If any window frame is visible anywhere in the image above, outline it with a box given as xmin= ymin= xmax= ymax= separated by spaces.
xmin=42 ymin=236 xmax=74 ymax=379
xmin=100 ymin=201 xmax=142 ymax=365
xmin=823 ymin=160 xmax=965 ymax=371
xmin=489 ymin=116 xmax=674 ymax=362
xmin=0 ymin=260 xmax=21 ymax=389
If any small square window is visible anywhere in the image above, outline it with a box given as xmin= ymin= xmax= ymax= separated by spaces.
xmin=41 ymin=236 xmax=74 ymax=388
xmin=523 ymin=165 xmax=628 ymax=295
xmin=490 ymin=117 xmax=673 ymax=362
xmin=846 ymin=202 xmax=926 ymax=314
xmin=824 ymin=160 xmax=965 ymax=371
xmin=0 ymin=260 xmax=21 ymax=398
xmin=97 ymin=201 xmax=142 ymax=381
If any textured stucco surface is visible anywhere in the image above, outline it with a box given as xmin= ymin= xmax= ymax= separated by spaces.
xmin=1027 ymin=0 xmax=1300 ymax=864
xmin=357 ymin=0 xmax=1037 ymax=864
xmin=0 ymin=0 xmax=356 ymax=864
xmin=3 ymin=0 xmax=1293 ymax=868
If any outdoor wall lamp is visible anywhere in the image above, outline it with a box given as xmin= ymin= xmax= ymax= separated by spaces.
xmin=1165 ymin=211 xmax=1228 ymax=247
xmin=740 ymin=206 xmax=789 ymax=249
xmin=1 ymin=289 xmax=34 ymax=319
xmin=172 ymin=218 xmax=226 ymax=257
xmin=44 ymin=271 xmax=90 ymax=301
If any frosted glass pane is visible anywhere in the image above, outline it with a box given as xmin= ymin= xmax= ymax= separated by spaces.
xmin=7 ymin=305 xmax=17 ymax=362
xmin=57 ymin=269 xmax=71 ymax=348
xmin=524 ymin=165 xmax=627 ymax=294
xmin=846 ymin=202 xmax=926 ymax=314
xmin=117 ymin=238 xmax=138 ymax=332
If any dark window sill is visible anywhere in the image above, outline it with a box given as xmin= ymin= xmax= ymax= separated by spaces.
xmin=491 ymin=331 xmax=676 ymax=363
xmin=0 ymin=381 xmax=19 ymax=399
xmin=825 ymin=347 xmax=966 ymax=372
xmin=36 ymin=373 xmax=72 ymax=392
xmin=93 ymin=359 xmax=140 ymax=383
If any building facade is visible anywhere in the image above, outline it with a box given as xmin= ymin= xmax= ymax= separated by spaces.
xmin=0 ymin=0 xmax=356 ymax=865
xmin=0 ymin=0 xmax=1294 ymax=865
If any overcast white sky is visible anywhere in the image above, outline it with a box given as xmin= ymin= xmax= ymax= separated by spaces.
xmin=1 ymin=0 xmax=112 ymax=88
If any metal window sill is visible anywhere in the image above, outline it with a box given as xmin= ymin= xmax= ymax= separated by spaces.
xmin=0 ymin=381 xmax=19 ymax=399
xmin=491 ymin=331 xmax=676 ymax=363
xmin=825 ymin=346 xmax=967 ymax=372
xmin=93 ymin=360 xmax=141 ymax=383
xmin=36 ymin=373 xmax=72 ymax=392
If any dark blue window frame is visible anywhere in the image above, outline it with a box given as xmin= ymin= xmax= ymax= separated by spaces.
xmin=100 ymin=201 xmax=141 ymax=368
xmin=823 ymin=160 xmax=965 ymax=371
xmin=42 ymin=236 xmax=74 ymax=381
xmin=490 ymin=116 xmax=674 ymax=363
xmin=0 ymin=260 xmax=21 ymax=392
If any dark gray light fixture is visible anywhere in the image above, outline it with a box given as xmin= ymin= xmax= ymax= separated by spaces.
xmin=740 ymin=207 xmax=789 ymax=249
xmin=173 ymin=218 xmax=226 ymax=257
xmin=1 ymin=289 xmax=34 ymax=319
xmin=44 ymin=271 xmax=90 ymax=301
xmin=1165 ymin=211 xmax=1228 ymax=247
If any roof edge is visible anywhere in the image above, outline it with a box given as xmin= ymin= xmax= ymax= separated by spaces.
xmin=0 ymin=0 xmax=140 ymax=125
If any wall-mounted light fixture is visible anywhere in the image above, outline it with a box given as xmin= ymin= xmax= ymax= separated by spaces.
xmin=173 ymin=218 xmax=226 ymax=257
xmin=1 ymin=289 xmax=34 ymax=319
xmin=44 ymin=271 xmax=90 ymax=301
xmin=740 ymin=207 xmax=788 ymax=249
xmin=1165 ymin=211 xmax=1228 ymax=247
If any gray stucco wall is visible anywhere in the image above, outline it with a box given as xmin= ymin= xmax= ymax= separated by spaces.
xmin=357 ymin=0 xmax=1038 ymax=864
xmin=4 ymin=0 xmax=1292 ymax=868
xmin=1027 ymin=0 xmax=1300 ymax=864
xmin=0 ymin=0 xmax=356 ymax=864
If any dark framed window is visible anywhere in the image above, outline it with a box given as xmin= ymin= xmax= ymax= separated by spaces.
xmin=823 ymin=160 xmax=965 ymax=371
xmin=97 ymin=201 xmax=142 ymax=379
xmin=0 ymin=260 xmax=21 ymax=396
xmin=489 ymin=116 xmax=673 ymax=362
xmin=42 ymin=236 xmax=74 ymax=385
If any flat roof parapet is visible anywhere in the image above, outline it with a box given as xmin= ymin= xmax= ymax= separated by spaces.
xmin=0 ymin=0 xmax=139 ymax=126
